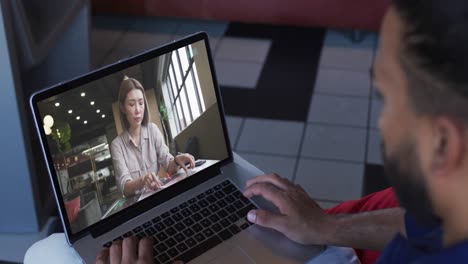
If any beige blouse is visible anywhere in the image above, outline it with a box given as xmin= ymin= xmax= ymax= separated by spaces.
xmin=110 ymin=123 xmax=174 ymax=195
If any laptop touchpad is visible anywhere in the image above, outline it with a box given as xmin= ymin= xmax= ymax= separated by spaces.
xmin=208 ymin=246 xmax=255 ymax=264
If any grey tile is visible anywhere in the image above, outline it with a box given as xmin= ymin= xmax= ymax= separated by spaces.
xmin=320 ymin=47 xmax=374 ymax=71
xmin=317 ymin=200 xmax=341 ymax=209
xmin=238 ymin=152 xmax=297 ymax=180
xmin=103 ymin=32 xmax=172 ymax=65
xmin=367 ymin=129 xmax=383 ymax=165
xmin=225 ymin=116 xmax=244 ymax=147
xmin=214 ymin=60 xmax=263 ymax=89
xmin=314 ymin=69 xmax=371 ymax=97
xmin=370 ymin=99 xmax=383 ymax=129
xmin=324 ymin=30 xmax=377 ymax=49
xmin=215 ymin=37 xmax=272 ymax=63
xmin=308 ymin=95 xmax=369 ymax=127
xmin=295 ymin=159 xmax=364 ymax=201
xmin=301 ymin=124 xmax=367 ymax=162
xmin=237 ymin=118 xmax=304 ymax=156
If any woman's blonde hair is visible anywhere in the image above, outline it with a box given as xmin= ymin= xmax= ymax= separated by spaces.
xmin=118 ymin=76 xmax=150 ymax=130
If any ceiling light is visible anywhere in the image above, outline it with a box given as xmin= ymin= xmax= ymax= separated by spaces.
xmin=101 ymin=114 xmax=106 ymax=118
xmin=43 ymin=125 xmax=52 ymax=135
xmin=54 ymin=102 xmax=60 ymax=107
xmin=84 ymin=120 xmax=88 ymax=124
xmin=90 ymin=101 xmax=95 ymax=106
xmin=81 ymin=92 xmax=85 ymax=97
xmin=76 ymin=116 xmax=80 ymax=120
xmin=68 ymin=110 xmax=73 ymax=114
xmin=96 ymin=109 xmax=100 ymax=113
xmin=43 ymin=115 xmax=54 ymax=128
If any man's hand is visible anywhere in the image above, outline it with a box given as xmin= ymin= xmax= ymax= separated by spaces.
xmin=243 ymin=174 xmax=336 ymax=245
xmin=96 ymin=237 xmax=153 ymax=264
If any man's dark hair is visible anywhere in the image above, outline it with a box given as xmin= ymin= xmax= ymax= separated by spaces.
xmin=393 ymin=0 xmax=468 ymax=121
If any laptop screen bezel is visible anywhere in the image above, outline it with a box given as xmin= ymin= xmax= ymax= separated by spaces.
xmin=29 ymin=32 xmax=234 ymax=243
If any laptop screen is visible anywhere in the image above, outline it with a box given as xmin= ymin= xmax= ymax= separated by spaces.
xmin=35 ymin=37 xmax=229 ymax=234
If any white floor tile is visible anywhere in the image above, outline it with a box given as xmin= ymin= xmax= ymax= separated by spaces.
xmin=301 ymin=124 xmax=367 ymax=162
xmin=215 ymin=37 xmax=272 ymax=63
xmin=295 ymin=159 xmax=364 ymax=201
xmin=370 ymin=99 xmax=383 ymax=129
xmin=320 ymin=47 xmax=374 ymax=71
xmin=225 ymin=116 xmax=244 ymax=147
xmin=308 ymin=95 xmax=369 ymax=127
xmin=314 ymin=69 xmax=371 ymax=97
xmin=367 ymin=129 xmax=383 ymax=165
xmin=238 ymin=152 xmax=297 ymax=180
xmin=214 ymin=60 xmax=263 ymax=89
xmin=237 ymin=118 xmax=304 ymax=156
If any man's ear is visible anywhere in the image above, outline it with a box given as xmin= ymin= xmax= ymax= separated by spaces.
xmin=431 ymin=117 xmax=465 ymax=177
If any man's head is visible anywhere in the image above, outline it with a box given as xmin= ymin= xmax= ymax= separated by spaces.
xmin=375 ymin=0 xmax=468 ymax=227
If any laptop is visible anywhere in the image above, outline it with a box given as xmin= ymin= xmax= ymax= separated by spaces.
xmin=30 ymin=32 xmax=324 ymax=263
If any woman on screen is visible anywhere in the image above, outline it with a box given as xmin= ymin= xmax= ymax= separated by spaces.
xmin=111 ymin=76 xmax=195 ymax=197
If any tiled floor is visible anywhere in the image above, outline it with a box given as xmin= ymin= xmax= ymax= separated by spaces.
xmin=91 ymin=16 xmax=386 ymax=209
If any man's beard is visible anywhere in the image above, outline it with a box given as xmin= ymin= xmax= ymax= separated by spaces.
xmin=382 ymin=141 xmax=441 ymax=227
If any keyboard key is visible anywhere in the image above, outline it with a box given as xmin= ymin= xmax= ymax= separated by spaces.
xmin=225 ymin=205 xmax=236 ymax=213
xmin=172 ymin=213 xmax=183 ymax=222
xmin=152 ymin=237 xmax=159 ymax=245
xmin=181 ymin=209 xmax=192 ymax=217
xmin=157 ymin=253 xmax=170 ymax=263
xmin=240 ymin=196 xmax=250 ymax=205
xmin=195 ymin=233 xmax=206 ymax=242
xmin=188 ymin=198 xmax=197 ymax=204
xmin=154 ymin=222 xmax=165 ymax=231
xmin=168 ymin=247 xmax=179 ymax=258
xmin=217 ymin=199 xmax=227 ymax=208
xmin=222 ymin=185 xmax=236 ymax=195
xmin=113 ymin=236 xmax=123 ymax=242
xmin=143 ymin=221 xmax=152 ymax=228
xmin=217 ymin=209 xmax=228 ymax=219
xmin=228 ymin=214 xmax=239 ymax=223
xmin=192 ymin=223 xmax=203 ymax=232
xmin=103 ymin=242 xmax=112 ymax=248
xmin=240 ymin=223 xmax=250 ymax=230
xmin=136 ymin=233 xmax=145 ymax=240
xmin=225 ymin=195 xmax=235 ymax=203
xmin=214 ymin=191 xmax=225 ymax=199
xmin=170 ymin=207 xmax=180 ymax=214
xmin=228 ymin=225 xmax=241 ymax=234
xmin=200 ymin=219 xmax=211 ymax=227
xmin=145 ymin=227 xmax=156 ymax=236
xmin=152 ymin=216 xmax=161 ymax=223
xmin=200 ymin=208 xmax=211 ymax=217
xmin=155 ymin=243 xmax=168 ymax=252
xmin=161 ymin=212 xmax=171 ymax=218
xmin=163 ymin=218 xmax=175 ymax=227
xmin=232 ymin=191 xmax=243 ymax=198
xmin=236 ymin=204 xmax=257 ymax=218
xmin=233 ymin=201 xmax=244 ymax=209
xmin=174 ymin=222 xmax=186 ymax=231
xmin=185 ymin=237 xmax=197 ymax=247
xmin=176 ymin=242 xmax=188 ymax=252
xmin=192 ymin=213 xmax=202 ymax=222
xmin=209 ymin=214 xmax=220 ymax=223
xmin=179 ymin=202 xmax=188 ymax=209
xmin=218 ymin=229 xmax=232 ymax=240
xmin=175 ymin=236 xmax=222 ymax=263
xmin=196 ymin=193 xmax=206 ymax=200
xmin=156 ymin=232 xmax=168 ymax=241
xmin=183 ymin=228 xmax=195 ymax=237
xmin=133 ymin=226 xmax=143 ymax=233
xmin=189 ymin=204 xmax=201 ymax=212
xmin=175 ymin=233 xmax=186 ymax=242
xmin=183 ymin=218 xmax=194 ymax=226
xmin=211 ymin=223 xmax=222 ymax=232
xmin=205 ymin=189 xmax=214 ymax=195
xmin=206 ymin=195 xmax=216 ymax=203
xmin=123 ymin=231 xmax=133 ymax=238
xmin=220 ymin=219 xmax=230 ymax=227
xmin=166 ymin=238 xmax=177 ymax=248
xmin=222 ymin=180 xmax=230 ymax=186
xmin=209 ymin=204 xmax=220 ymax=213
xmin=214 ymin=184 xmax=223 ymax=190
xmin=166 ymin=227 xmax=177 ymax=236
xmin=202 ymin=228 xmax=214 ymax=237
xmin=198 ymin=199 xmax=209 ymax=208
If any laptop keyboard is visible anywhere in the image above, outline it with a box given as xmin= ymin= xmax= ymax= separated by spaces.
xmin=103 ymin=180 xmax=257 ymax=264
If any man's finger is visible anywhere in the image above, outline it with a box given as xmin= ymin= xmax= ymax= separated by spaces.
xmin=109 ymin=240 xmax=122 ymax=264
xmin=247 ymin=209 xmax=287 ymax=233
xmin=138 ymin=237 xmax=153 ymax=261
xmin=122 ymin=237 xmax=137 ymax=263
xmin=246 ymin=174 xmax=290 ymax=190
xmin=243 ymin=183 xmax=290 ymax=212
xmin=178 ymin=159 xmax=189 ymax=176
xmin=95 ymin=248 xmax=109 ymax=264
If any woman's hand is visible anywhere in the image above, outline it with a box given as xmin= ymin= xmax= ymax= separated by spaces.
xmin=142 ymin=172 xmax=160 ymax=191
xmin=174 ymin=153 xmax=195 ymax=176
